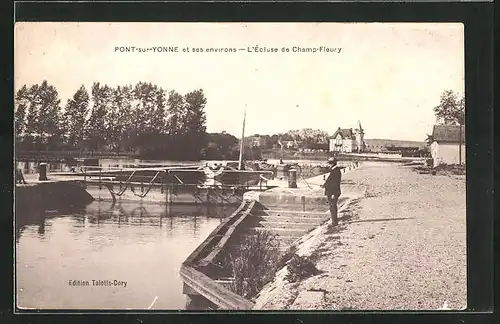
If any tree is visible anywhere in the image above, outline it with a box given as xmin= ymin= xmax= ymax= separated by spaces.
xmin=183 ymin=89 xmax=207 ymax=159
xmin=201 ymin=132 xmax=239 ymax=160
xmin=14 ymin=80 xmax=213 ymax=160
xmin=166 ymin=90 xmax=185 ymax=136
xmin=131 ymin=82 xmax=168 ymax=155
xmin=38 ymin=81 xmax=63 ymax=150
xmin=433 ymin=90 xmax=465 ymax=125
xmin=23 ymin=84 xmax=40 ymax=149
xmin=152 ymin=86 xmax=167 ymax=135
xmin=433 ymin=89 xmax=465 ymax=164
xmin=62 ymin=85 xmax=89 ymax=149
xmin=20 ymin=81 xmax=63 ymax=150
xmin=85 ymin=82 xmax=112 ymax=151
xmin=425 ymin=134 xmax=434 ymax=146
xmin=113 ymin=85 xmax=134 ymax=152
xmin=15 ymin=85 xmax=30 ymax=146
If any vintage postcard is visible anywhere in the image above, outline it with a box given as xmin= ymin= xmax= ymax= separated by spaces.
xmin=14 ymin=22 xmax=465 ymax=311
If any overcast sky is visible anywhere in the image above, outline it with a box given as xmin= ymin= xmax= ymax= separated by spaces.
xmin=15 ymin=22 xmax=464 ymax=141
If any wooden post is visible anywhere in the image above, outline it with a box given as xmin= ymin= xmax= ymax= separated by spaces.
xmin=140 ymin=207 xmax=143 ymax=226
xmin=99 ymin=168 xmax=102 ymax=189
xmin=83 ymin=167 xmax=87 ymax=189
xmin=459 ymin=123 xmax=462 ymax=165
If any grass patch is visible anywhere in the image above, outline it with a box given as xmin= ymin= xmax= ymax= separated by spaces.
xmin=413 ymin=164 xmax=465 ymax=176
xmin=227 ymin=231 xmax=281 ymax=299
xmin=434 ymin=164 xmax=466 ymax=175
xmin=285 ymin=254 xmax=321 ymax=283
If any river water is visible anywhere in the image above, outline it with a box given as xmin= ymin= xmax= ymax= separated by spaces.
xmin=15 ymin=157 xmax=330 ymax=310
xmin=16 ymin=200 xmax=236 ymax=310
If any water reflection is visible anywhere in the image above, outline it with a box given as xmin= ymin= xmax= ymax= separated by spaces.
xmin=16 ymin=201 xmax=234 ymax=309
xmin=17 ymin=201 xmax=233 ymax=241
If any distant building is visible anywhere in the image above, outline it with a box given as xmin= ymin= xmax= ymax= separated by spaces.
xmin=430 ymin=125 xmax=465 ymax=167
xmin=328 ymin=121 xmax=366 ymax=153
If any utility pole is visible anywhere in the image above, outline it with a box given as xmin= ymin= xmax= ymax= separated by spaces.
xmin=458 ymin=99 xmax=464 ymax=165
xmin=458 ymin=122 xmax=462 ymax=165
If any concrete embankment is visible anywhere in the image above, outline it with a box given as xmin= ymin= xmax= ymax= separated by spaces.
xmin=252 ymin=162 xmax=466 ymax=310
xmin=180 ymin=162 xmax=362 ymax=309
xmin=241 ymin=162 xmax=362 ymax=251
xmin=15 ymin=180 xmax=94 ymax=215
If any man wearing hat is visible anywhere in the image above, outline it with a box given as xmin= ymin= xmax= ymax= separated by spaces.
xmin=322 ymin=157 xmax=342 ymax=225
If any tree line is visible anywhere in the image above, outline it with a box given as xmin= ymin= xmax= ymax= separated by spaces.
xmin=15 ymin=80 xmax=208 ymax=160
xmin=14 ymin=80 xmax=337 ymax=162
xmin=246 ymin=128 xmax=330 ymax=151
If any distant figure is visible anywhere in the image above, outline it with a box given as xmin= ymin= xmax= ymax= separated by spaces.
xmin=279 ymin=158 xmax=284 ymax=164
xmin=16 ymin=169 xmax=27 ymax=184
xmin=322 ymin=157 xmax=341 ymax=226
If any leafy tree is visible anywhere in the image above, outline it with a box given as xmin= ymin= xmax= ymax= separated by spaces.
xmin=85 ymin=82 xmax=112 ymax=151
xmin=433 ymin=89 xmax=465 ymax=164
xmin=23 ymin=84 xmax=40 ymax=148
xmin=280 ymin=132 xmax=294 ymax=141
xmin=15 ymin=80 xmax=214 ymax=161
xmin=103 ymin=86 xmax=121 ymax=152
xmin=20 ymin=81 xmax=63 ymax=150
xmin=113 ymin=85 xmax=134 ymax=152
xmin=15 ymin=85 xmax=30 ymax=141
xmin=269 ymin=134 xmax=280 ymax=149
xmin=131 ymin=82 xmax=168 ymax=154
xmin=152 ymin=86 xmax=167 ymax=135
xmin=433 ymin=90 xmax=465 ymax=125
xmin=62 ymin=85 xmax=89 ymax=149
xmin=38 ymin=81 xmax=63 ymax=149
xmin=133 ymin=82 xmax=156 ymax=134
xmin=425 ymin=134 xmax=434 ymax=146
xmin=202 ymin=132 xmax=239 ymax=159
xmin=183 ymin=89 xmax=207 ymax=159
xmin=166 ymin=90 xmax=186 ymax=136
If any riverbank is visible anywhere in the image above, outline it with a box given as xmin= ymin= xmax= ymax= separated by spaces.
xmin=253 ymin=162 xmax=466 ymax=310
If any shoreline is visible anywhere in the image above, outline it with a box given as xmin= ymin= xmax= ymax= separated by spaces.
xmin=252 ymin=162 xmax=466 ymax=310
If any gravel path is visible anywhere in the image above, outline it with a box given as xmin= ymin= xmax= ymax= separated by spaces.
xmin=254 ymin=162 xmax=466 ymax=310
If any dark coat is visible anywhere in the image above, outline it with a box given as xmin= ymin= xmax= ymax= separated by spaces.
xmin=324 ymin=166 xmax=341 ymax=197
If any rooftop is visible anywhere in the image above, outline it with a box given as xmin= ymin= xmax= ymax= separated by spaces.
xmin=432 ymin=125 xmax=465 ymax=143
xmin=330 ymin=128 xmax=353 ymax=139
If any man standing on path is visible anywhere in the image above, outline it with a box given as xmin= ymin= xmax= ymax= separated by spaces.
xmin=322 ymin=157 xmax=341 ymax=226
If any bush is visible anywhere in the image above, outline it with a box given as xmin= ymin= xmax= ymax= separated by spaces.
xmin=285 ymin=254 xmax=320 ymax=283
xmin=228 ymin=231 xmax=281 ymax=299
xmin=434 ymin=163 xmax=466 ymax=175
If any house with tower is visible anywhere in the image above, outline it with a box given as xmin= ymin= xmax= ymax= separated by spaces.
xmin=328 ymin=121 xmax=366 ymax=153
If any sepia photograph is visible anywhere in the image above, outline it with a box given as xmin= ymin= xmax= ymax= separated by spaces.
xmin=14 ymin=22 xmax=465 ymax=311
